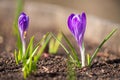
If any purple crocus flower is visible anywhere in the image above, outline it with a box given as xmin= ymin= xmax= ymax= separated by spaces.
xmin=18 ymin=12 xmax=29 ymax=39
xmin=18 ymin=12 xmax=29 ymax=54
xmin=67 ymin=12 xmax=86 ymax=67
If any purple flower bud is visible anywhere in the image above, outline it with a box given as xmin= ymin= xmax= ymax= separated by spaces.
xmin=67 ymin=12 xmax=86 ymax=48
xmin=18 ymin=12 xmax=29 ymax=54
xmin=18 ymin=12 xmax=29 ymax=39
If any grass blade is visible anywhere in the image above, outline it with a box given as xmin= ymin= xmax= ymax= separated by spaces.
xmin=50 ymin=33 xmax=74 ymax=62
xmin=89 ymin=29 xmax=117 ymax=66
xmin=87 ymin=53 xmax=90 ymax=66
xmin=34 ymin=33 xmax=51 ymax=63
xmin=49 ymin=38 xmax=55 ymax=53
xmin=49 ymin=32 xmax=62 ymax=54
xmin=62 ymin=32 xmax=81 ymax=67
xmin=54 ymin=32 xmax=63 ymax=53
xmin=25 ymin=36 xmax=34 ymax=58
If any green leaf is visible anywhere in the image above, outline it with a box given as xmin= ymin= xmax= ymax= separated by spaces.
xmin=53 ymin=32 xmax=63 ymax=53
xmin=18 ymin=50 xmax=22 ymax=62
xmin=62 ymin=32 xmax=81 ymax=67
xmin=22 ymin=33 xmax=51 ymax=79
xmin=25 ymin=36 xmax=34 ymax=59
xmin=34 ymin=34 xmax=51 ymax=63
xmin=87 ymin=53 xmax=90 ymax=66
xmin=89 ymin=29 xmax=117 ymax=66
xmin=22 ymin=46 xmax=39 ymax=78
xmin=49 ymin=32 xmax=63 ymax=54
xmin=35 ymin=32 xmax=50 ymax=48
xmin=49 ymin=38 xmax=55 ymax=53
xmin=23 ymin=46 xmax=39 ymax=69
xmin=50 ymin=33 xmax=73 ymax=59
xmin=14 ymin=50 xmax=18 ymax=64
xmin=14 ymin=50 xmax=22 ymax=64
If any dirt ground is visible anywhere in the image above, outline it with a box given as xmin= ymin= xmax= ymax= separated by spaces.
xmin=0 ymin=36 xmax=120 ymax=80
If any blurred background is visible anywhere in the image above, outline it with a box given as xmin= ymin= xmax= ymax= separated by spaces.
xmin=35 ymin=0 xmax=120 ymax=23
xmin=0 ymin=0 xmax=120 ymax=54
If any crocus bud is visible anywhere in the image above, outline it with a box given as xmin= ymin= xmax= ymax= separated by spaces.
xmin=67 ymin=12 xmax=86 ymax=67
xmin=18 ymin=12 xmax=29 ymax=39
xmin=18 ymin=12 xmax=29 ymax=54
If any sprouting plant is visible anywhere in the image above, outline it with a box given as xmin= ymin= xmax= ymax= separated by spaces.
xmin=14 ymin=12 xmax=51 ymax=79
xmin=67 ymin=12 xmax=86 ymax=67
xmin=49 ymin=32 xmax=62 ymax=54
xmin=18 ymin=12 xmax=29 ymax=55
xmin=55 ymin=12 xmax=117 ymax=68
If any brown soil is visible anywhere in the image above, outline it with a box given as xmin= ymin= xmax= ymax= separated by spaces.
xmin=0 ymin=42 xmax=120 ymax=80
xmin=0 ymin=24 xmax=119 ymax=80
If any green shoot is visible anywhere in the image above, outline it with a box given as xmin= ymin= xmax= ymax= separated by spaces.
xmin=15 ymin=33 xmax=51 ymax=79
xmin=51 ymin=32 xmax=81 ymax=67
xmin=62 ymin=32 xmax=81 ymax=67
xmin=88 ymin=28 xmax=117 ymax=66
xmin=50 ymin=33 xmax=74 ymax=61
xmin=49 ymin=32 xmax=62 ymax=54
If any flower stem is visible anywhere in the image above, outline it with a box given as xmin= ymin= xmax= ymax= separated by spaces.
xmin=22 ymin=38 xmax=26 ymax=55
xmin=80 ymin=46 xmax=85 ymax=67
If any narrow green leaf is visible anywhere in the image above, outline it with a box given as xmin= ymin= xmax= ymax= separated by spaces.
xmin=18 ymin=50 xmax=22 ymax=62
xmin=49 ymin=32 xmax=63 ymax=54
xmin=22 ymin=33 xmax=51 ymax=78
xmin=62 ymin=32 xmax=81 ymax=67
xmin=87 ymin=53 xmax=90 ymax=66
xmin=50 ymin=33 xmax=74 ymax=62
xmin=14 ymin=50 xmax=19 ymax=64
xmin=28 ymin=60 xmax=33 ymax=73
xmin=22 ymin=46 xmax=39 ymax=72
xmin=34 ymin=34 xmax=51 ymax=63
xmin=35 ymin=32 xmax=50 ymax=48
xmin=89 ymin=29 xmax=117 ymax=66
xmin=53 ymin=32 xmax=63 ymax=53
xmin=23 ymin=68 xmax=27 ymax=79
xmin=49 ymin=38 xmax=55 ymax=53
xmin=25 ymin=36 xmax=34 ymax=58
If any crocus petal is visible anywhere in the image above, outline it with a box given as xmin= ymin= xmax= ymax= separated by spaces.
xmin=72 ymin=14 xmax=82 ymax=41
xmin=78 ymin=12 xmax=86 ymax=46
xmin=18 ymin=12 xmax=29 ymax=39
xmin=81 ymin=12 xmax=86 ymax=30
xmin=67 ymin=14 xmax=75 ymax=35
